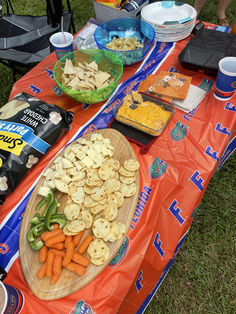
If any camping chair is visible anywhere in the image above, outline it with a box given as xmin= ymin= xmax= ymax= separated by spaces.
xmin=0 ymin=0 xmax=76 ymax=81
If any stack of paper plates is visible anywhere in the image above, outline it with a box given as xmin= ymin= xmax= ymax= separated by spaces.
xmin=141 ymin=1 xmax=197 ymax=42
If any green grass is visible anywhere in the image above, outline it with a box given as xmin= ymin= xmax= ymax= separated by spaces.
xmin=0 ymin=1 xmax=235 ymax=313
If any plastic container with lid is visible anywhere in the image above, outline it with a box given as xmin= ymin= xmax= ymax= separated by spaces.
xmin=113 ymin=92 xmax=176 ymax=136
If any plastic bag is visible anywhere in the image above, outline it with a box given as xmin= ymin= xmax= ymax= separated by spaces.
xmin=0 ymin=92 xmax=74 ymax=205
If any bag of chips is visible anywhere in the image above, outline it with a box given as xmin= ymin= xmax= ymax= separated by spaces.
xmin=0 ymin=92 xmax=74 ymax=205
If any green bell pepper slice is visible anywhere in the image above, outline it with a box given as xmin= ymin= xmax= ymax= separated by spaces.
xmin=44 ymin=200 xmax=60 ymax=231
xmin=49 ymin=214 xmax=66 ymax=229
xmin=30 ymin=239 xmax=44 ymax=251
xmin=27 ymin=222 xmax=45 ymax=242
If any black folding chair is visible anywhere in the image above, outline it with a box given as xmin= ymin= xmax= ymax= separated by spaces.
xmin=0 ymin=0 xmax=76 ymax=81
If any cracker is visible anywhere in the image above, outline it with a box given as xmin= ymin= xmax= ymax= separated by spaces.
xmin=84 ymin=195 xmax=99 ymax=208
xmin=63 ymin=224 xmax=79 ymax=236
xmin=64 ymin=203 xmax=81 ymax=221
xmin=71 ymin=187 xmax=85 ymax=204
xmin=86 ymin=168 xmax=100 ymax=182
xmin=116 ymin=221 xmax=126 ymax=238
xmin=124 ymin=159 xmax=139 ymax=172
xmin=67 ymin=219 xmax=85 ymax=233
xmin=106 ymin=158 xmax=120 ymax=171
xmin=91 ymin=186 xmax=106 ymax=202
xmin=87 ymin=239 xmax=108 ymax=259
xmin=98 ymin=164 xmax=115 ymax=181
xmin=90 ymin=245 xmax=110 ymax=265
xmin=102 ymin=203 xmax=118 ymax=222
xmin=118 ymin=166 xmax=135 ymax=177
xmin=103 ymin=178 xmax=119 ymax=194
xmin=78 ymin=211 xmax=93 ymax=229
xmin=114 ymin=191 xmax=124 ymax=208
xmin=54 ymin=179 xmax=68 ymax=193
xmin=92 ymin=218 xmax=110 ymax=238
xmin=90 ymin=203 xmax=106 ymax=215
xmin=103 ymin=221 xmax=120 ymax=242
xmin=119 ymin=175 xmax=136 ymax=185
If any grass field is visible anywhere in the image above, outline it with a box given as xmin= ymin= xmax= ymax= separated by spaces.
xmin=0 ymin=1 xmax=235 ymax=313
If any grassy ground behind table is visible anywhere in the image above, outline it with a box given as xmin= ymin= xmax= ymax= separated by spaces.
xmin=0 ymin=1 xmax=235 ymax=313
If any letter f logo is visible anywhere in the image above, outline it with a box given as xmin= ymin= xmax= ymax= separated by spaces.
xmin=136 ymin=270 xmax=144 ymax=292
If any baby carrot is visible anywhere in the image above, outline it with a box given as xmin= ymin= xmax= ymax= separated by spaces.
xmin=48 ymin=249 xmax=65 ymax=258
xmin=39 ymin=246 xmax=48 ymax=263
xmin=46 ymin=251 xmax=55 ymax=277
xmin=37 ymin=263 xmax=47 ymax=279
xmin=62 ymin=241 xmax=75 ymax=267
xmin=73 ymin=230 xmax=84 ymax=247
xmin=51 ymin=242 xmax=64 ymax=250
xmin=51 ymin=273 xmax=60 ymax=284
xmin=41 ymin=229 xmax=63 ymax=242
xmin=53 ymin=255 xmax=62 ymax=276
xmin=45 ymin=234 xmax=66 ymax=247
xmin=78 ymin=235 xmax=93 ymax=255
xmin=64 ymin=235 xmax=72 ymax=248
xmin=72 ymin=252 xmax=90 ymax=267
xmin=65 ymin=262 xmax=86 ymax=276
xmin=53 ymin=223 xmax=59 ymax=230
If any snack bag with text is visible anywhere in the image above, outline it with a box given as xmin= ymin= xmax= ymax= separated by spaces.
xmin=0 ymin=92 xmax=74 ymax=205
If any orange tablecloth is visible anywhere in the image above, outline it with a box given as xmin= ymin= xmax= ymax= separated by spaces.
xmin=0 ymin=22 xmax=235 ymax=314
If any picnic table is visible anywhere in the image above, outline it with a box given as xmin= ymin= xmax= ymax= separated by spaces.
xmin=0 ymin=21 xmax=235 ymax=313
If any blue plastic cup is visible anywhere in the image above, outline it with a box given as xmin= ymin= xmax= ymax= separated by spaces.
xmin=214 ymin=57 xmax=236 ymax=101
xmin=50 ymin=32 xmax=74 ymax=60
xmin=0 ymin=281 xmax=24 ymax=314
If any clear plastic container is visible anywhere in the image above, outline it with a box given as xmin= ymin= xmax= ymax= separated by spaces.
xmin=114 ymin=92 xmax=176 ymax=136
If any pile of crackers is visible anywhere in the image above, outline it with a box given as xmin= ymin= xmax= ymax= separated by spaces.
xmin=60 ymin=59 xmax=114 ymax=91
xmin=39 ymin=132 xmax=139 ymax=266
xmin=106 ymin=36 xmax=143 ymax=51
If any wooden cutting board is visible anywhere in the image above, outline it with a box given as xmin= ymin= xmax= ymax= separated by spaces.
xmin=19 ymin=128 xmax=140 ymax=300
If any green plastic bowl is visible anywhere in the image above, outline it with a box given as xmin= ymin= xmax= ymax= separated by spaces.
xmin=53 ymin=49 xmax=123 ymax=104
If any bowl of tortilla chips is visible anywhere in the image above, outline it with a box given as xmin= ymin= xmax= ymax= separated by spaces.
xmin=53 ymin=49 xmax=123 ymax=104
xmin=94 ymin=18 xmax=155 ymax=66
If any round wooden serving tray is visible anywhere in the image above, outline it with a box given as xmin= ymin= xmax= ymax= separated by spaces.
xmin=19 ymin=128 xmax=140 ymax=300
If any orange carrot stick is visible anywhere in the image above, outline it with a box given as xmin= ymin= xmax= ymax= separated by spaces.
xmin=72 ymin=252 xmax=90 ymax=267
xmin=37 ymin=263 xmax=47 ymax=279
xmin=78 ymin=235 xmax=93 ymax=255
xmin=65 ymin=262 xmax=86 ymax=276
xmin=53 ymin=224 xmax=59 ymax=230
xmin=53 ymin=255 xmax=62 ymax=276
xmin=46 ymin=251 xmax=55 ymax=277
xmin=39 ymin=246 xmax=48 ymax=263
xmin=45 ymin=234 xmax=66 ymax=247
xmin=62 ymin=241 xmax=75 ymax=267
xmin=41 ymin=229 xmax=63 ymax=242
xmin=51 ymin=273 xmax=60 ymax=284
xmin=51 ymin=242 xmax=64 ymax=250
xmin=73 ymin=230 xmax=84 ymax=247
xmin=64 ymin=235 xmax=72 ymax=248
xmin=48 ymin=249 xmax=65 ymax=257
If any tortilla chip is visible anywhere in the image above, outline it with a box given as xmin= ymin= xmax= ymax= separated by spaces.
xmin=94 ymin=72 xmax=111 ymax=88
xmin=68 ymin=76 xmax=81 ymax=90
xmin=64 ymin=59 xmax=76 ymax=75
xmin=87 ymin=61 xmax=98 ymax=72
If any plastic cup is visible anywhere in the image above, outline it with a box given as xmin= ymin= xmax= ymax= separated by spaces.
xmin=214 ymin=57 xmax=236 ymax=101
xmin=49 ymin=32 xmax=74 ymax=60
xmin=0 ymin=281 xmax=24 ymax=314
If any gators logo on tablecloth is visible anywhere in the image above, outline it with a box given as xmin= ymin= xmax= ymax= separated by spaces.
xmin=170 ymin=122 xmax=188 ymax=141
xmin=108 ymin=236 xmax=129 ymax=268
xmin=148 ymin=157 xmax=167 ymax=179
xmin=70 ymin=300 xmax=93 ymax=314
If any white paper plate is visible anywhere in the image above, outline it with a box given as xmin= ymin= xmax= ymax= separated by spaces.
xmin=141 ymin=1 xmax=197 ymax=26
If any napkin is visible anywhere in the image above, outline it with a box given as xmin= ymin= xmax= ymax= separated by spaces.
xmin=172 ymin=84 xmax=207 ymax=112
